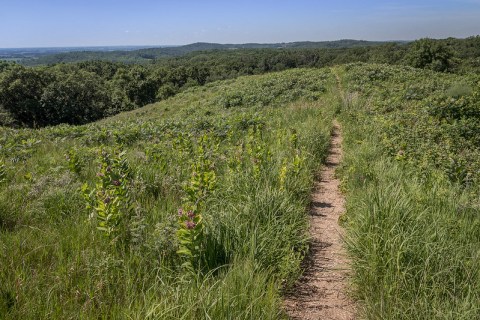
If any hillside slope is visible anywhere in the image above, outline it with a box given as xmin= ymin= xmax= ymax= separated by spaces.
xmin=1 ymin=64 xmax=479 ymax=319
xmin=0 ymin=68 xmax=337 ymax=319
xmin=336 ymin=63 xmax=480 ymax=319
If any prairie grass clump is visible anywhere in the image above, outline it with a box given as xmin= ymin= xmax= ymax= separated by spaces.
xmin=445 ymin=82 xmax=473 ymax=98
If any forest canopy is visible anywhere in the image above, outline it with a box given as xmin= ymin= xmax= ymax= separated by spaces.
xmin=0 ymin=36 xmax=479 ymax=128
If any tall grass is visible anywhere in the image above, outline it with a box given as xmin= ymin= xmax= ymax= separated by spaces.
xmin=0 ymin=69 xmax=335 ymax=318
xmin=338 ymin=89 xmax=480 ymax=319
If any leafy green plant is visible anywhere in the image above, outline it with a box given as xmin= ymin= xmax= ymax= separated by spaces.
xmin=278 ymin=160 xmax=288 ymax=191
xmin=246 ymin=127 xmax=271 ymax=177
xmin=176 ymin=208 xmax=205 ymax=271
xmin=82 ymin=149 xmax=133 ymax=244
xmin=183 ymin=133 xmax=218 ymax=209
xmin=278 ymin=152 xmax=305 ymax=191
xmin=0 ymin=159 xmax=6 ymax=184
xmin=65 ymin=148 xmax=83 ymax=175
xmin=177 ymin=133 xmax=218 ymax=270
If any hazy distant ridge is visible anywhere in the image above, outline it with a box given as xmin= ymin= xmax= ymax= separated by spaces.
xmin=0 ymin=40 xmax=402 ymax=65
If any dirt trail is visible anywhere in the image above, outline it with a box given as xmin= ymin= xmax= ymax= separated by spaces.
xmin=283 ymin=121 xmax=356 ymax=320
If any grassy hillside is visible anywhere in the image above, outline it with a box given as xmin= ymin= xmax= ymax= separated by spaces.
xmin=3 ymin=37 xmax=478 ymax=129
xmin=0 ymin=68 xmax=337 ymax=319
xmin=1 ymin=62 xmax=479 ymax=319
xmin=336 ymin=64 xmax=480 ymax=319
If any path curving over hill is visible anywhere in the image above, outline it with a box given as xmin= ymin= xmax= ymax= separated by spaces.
xmin=283 ymin=121 xmax=356 ymax=320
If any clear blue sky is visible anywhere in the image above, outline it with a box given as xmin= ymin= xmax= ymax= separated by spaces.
xmin=1 ymin=0 xmax=479 ymax=48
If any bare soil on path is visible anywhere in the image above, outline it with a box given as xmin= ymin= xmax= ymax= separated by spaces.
xmin=283 ymin=121 xmax=356 ymax=320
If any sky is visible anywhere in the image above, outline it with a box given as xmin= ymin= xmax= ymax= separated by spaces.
xmin=0 ymin=0 xmax=479 ymax=48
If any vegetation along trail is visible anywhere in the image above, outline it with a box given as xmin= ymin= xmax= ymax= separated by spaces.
xmin=284 ymin=120 xmax=356 ymax=320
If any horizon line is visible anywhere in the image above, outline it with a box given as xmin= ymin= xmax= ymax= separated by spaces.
xmin=2 ymin=35 xmax=479 ymax=50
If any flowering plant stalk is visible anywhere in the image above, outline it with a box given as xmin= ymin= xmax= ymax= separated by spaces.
xmin=65 ymin=148 xmax=83 ymax=175
xmin=176 ymin=208 xmax=204 ymax=271
xmin=82 ymin=149 xmax=133 ymax=245
xmin=176 ymin=133 xmax=217 ymax=271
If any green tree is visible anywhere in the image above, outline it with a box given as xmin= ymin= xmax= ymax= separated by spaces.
xmin=40 ymin=69 xmax=109 ymax=125
xmin=370 ymin=43 xmax=406 ymax=64
xmin=0 ymin=65 xmax=52 ymax=127
xmin=0 ymin=61 xmax=14 ymax=73
xmin=405 ymin=38 xmax=455 ymax=72
xmin=110 ymin=66 xmax=158 ymax=109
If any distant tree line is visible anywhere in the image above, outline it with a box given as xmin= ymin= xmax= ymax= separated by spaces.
xmin=0 ymin=36 xmax=479 ymax=128
xmin=18 ymin=40 xmax=394 ymax=66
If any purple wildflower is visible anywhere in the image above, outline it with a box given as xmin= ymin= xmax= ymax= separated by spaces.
xmin=187 ymin=210 xmax=195 ymax=219
xmin=178 ymin=208 xmax=184 ymax=217
xmin=112 ymin=180 xmax=121 ymax=186
xmin=185 ymin=220 xmax=196 ymax=230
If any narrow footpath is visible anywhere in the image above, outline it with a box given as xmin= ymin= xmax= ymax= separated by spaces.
xmin=283 ymin=121 xmax=356 ymax=320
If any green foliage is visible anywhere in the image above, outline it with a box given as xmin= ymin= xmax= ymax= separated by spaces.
xmin=0 ymin=68 xmax=335 ymax=318
xmin=445 ymin=82 xmax=473 ymax=98
xmin=0 ymin=64 xmax=111 ymax=127
xmin=177 ymin=133 xmax=218 ymax=271
xmin=338 ymin=64 xmax=480 ymax=319
xmin=405 ymin=38 xmax=455 ymax=72
xmin=82 ymin=149 xmax=133 ymax=244
xmin=156 ymin=82 xmax=177 ymax=100
xmin=246 ymin=127 xmax=271 ymax=177
xmin=2 ymin=59 xmax=478 ymax=318
xmin=40 ymin=68 xmax=109 ymax=124
xmin=65 ymin=148 xmax=83 ymax=175
xmin=343 ymin=63 xmax=480 ymax=185
xmin=2 ymin=37 xmax=480 ymax=128
xmin=0 ymin=65 xmax=51 ymax=127
xmin=176 ymin=209 xmax=205 ymax=271
xmin=339 ymin=116 xmax=480 ymax=319
xmin=0 ymin=159 xmax=6 ymax=184
xmin=110 ymin=66 xmax=158 ymax=108
xmin=183 ymin=133 xmax=218 ymax=209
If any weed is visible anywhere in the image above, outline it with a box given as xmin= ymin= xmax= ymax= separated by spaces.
xmin=82 ymin=149 xmax=134 ymax=245
xmin=65 ymin=148 xmax=83 ymax=175
xmin=0 ymin=159 xmax=6 ymax=184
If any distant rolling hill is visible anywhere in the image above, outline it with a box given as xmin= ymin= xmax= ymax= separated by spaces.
xmin=18 ymin=40 xmax=402 ymax=65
